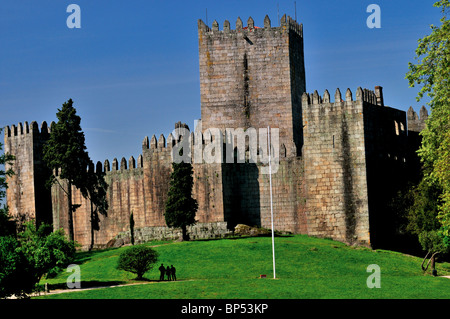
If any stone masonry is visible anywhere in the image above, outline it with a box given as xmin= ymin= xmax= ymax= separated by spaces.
xmin=198 ymin=15 xmax=305 ymax=157
xmin=4 ymin=14 xmax=426 ymax=250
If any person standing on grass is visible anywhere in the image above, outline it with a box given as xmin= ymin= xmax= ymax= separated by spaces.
xmin=166 ymin=265 xmax=172 ymax=281
xmin=171 ymin=265 xmax=176 ymax=281
xmin=159 ymin=264 xmax=166 ymax=281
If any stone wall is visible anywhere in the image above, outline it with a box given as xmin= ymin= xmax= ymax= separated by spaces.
xmin=4 ymin=121 xmax=52 ymax=226
xmin=301 ymin=86 xmax=424 ymax=247
xmin=407 ymin=105 xmax=428 ymax=133
xmin=114 ymin=222 xmax=232 ymax=246
xmin=51 ymin=128 xmax=230 ymax=249
xmin=222 ymin=157 xmax=306 ymax=234
xmin=302 ymin=88 xmax=371 ymax=245
xmin=363 ymin=100 xmax=422 ymax=248
xmin=51 ymin=125 xmax=308 ymax=249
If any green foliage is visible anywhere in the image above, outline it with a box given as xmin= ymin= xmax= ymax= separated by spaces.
xmin=406 ymin=0 xmax=450 ymax=244
xmin=43 ymin=100 xmax=108 ymax=245
xmin=404 ymin=179 xmax=442 ymax=236
xmin=43 ymin=99 xmax=108 ymax=248
xmin=0 ymin=223 xmax=75 ymax=298
xmin=36 ymin=236 xmax=450 ymax=299
xmin=43 ymin=99 xmax=90 ymax=188
xmin=0 ymin=206 xmax=15 ymax=237
xmin=419 ymin=230 xmax=449 ymax=254
xmin=43 ymin=99 xmax=90 ymax=241
xmin=17 ymin=222 xmax=76 ymax=282
xmin=393 ymin=178 xmax=447 ymax=258
xmin=165 ymin=161 xmax=198 ymax=240
xmin=116 ymin=245 xmax=159 ymax=280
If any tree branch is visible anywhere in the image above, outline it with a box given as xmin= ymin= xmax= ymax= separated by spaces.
xmin=53 ymin=176 xmax=69 ymax=197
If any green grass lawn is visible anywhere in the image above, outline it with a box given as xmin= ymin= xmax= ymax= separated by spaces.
xmin=35 ymin=235 xmax=450 ymax=299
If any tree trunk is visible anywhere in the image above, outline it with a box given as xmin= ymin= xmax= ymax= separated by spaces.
xmin=181 ymin=225 xmax=189 ymax=241
xmin=67 ymin=181 xmax=74 ymax=242
xmin=431 ymin=253 xmax=438 ymax=276
xmin=421 ymin=251 xmax=430 ymax=272
xmin=130 ymin=212 xmax=135 ymax=245
xmin=421 ymin=251 xmax=439 ymax=275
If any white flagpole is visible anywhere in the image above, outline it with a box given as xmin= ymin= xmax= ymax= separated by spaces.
xmin=268 ymin=126 xmax=276 ymax=279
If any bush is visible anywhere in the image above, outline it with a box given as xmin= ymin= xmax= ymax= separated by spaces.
xmin=18 ymin=223 xmax=76 ymax=282
xmin=117 ymin=245 xmax=159 ymax=280
xmin=0 ymin=223 xmax=76 ymax=298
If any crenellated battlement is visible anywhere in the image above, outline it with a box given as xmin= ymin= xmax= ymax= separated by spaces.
xmin=99 ymin=122 xmax=192 ymax=177
xmin=198 ymin=14 xmax=303 ymax=38
xmin=142 ymin=133 xmax=173 ymax=151
xmin=302 ymin=86 xmax=384 ymax=107
xmin=4 ymin=121 xmax=54 ymax=139
xmin=101 ymin=154 xmax=144 ymax=173
xmin=141 ymin=122 xmax=191 ymax=152
xmin=407 ymin=105 xmax=428 ymax=132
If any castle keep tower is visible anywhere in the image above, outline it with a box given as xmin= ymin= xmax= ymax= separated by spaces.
xmin=4 ymin=122 xmax=53 ymax=226
xmin=198 ymin=15 xmax=306 ymax=157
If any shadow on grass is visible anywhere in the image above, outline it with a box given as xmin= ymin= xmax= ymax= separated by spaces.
xmin=73 ymin=247 xmax=122 ymax=265
xmin=43 ymin=278 xmax=187 ymax=293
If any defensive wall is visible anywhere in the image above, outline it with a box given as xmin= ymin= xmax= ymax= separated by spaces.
xmin=4 ymin=99 xmax=426 ymax=249
xmin=3 ymin=14 xmax=428 ymax=250
xmin=48 ymin=122 xmax=306 ymax=249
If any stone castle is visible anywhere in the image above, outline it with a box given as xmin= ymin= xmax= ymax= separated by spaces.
xmin=4 ymin=15 xmax=427 ymax=250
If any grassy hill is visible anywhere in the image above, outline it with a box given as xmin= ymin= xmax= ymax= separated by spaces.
xmin=35 ymin=235 xmax=450 ymax=299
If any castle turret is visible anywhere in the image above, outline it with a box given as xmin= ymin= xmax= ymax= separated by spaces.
xmin=4 ymin=122 xmax=53 ymax=226
xmin=407 ymin=106 xmax=428 ymax=132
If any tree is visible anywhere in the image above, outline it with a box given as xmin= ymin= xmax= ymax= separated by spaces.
xmin=0 ymin=206 xmax=15 ymax=237
xmin=82 ymin=161 xmax=108 ymax=251
xmin=404 ymin=179 xmax=442 ymax=236
xmin=17 ymin=222 xmax=76 ymax=284
xmin=116 ymin=245 xmax=159 ymax=280
xmin=43 ymin=99 xmax=91 ymax=241
xmin=0 ymin=236 xmax=35 ymax=298
xmin=406 ymin=0 xmax=450 ymax=245
xmin=419 ymin=230 xmax=449 ymax=275
xmin=0 ymin=223 xmax=76 ymax=298
xmin=165 ymin=161 xmax=198 ymax=241
xmin=401 ymin=179 xmax=448 ymax=274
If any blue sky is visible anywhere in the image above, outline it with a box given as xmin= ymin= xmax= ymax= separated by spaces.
xmin=0 ymin=0 xmax=442 ymax=165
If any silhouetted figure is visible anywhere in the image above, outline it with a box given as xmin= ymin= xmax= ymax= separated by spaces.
xmin=159 ymin=264 xmax=165 ymax=281
xmin=166 ymin=266 xmax=172 ymax=281
xmin=171 ymin=265 xmax=176 ymax=281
